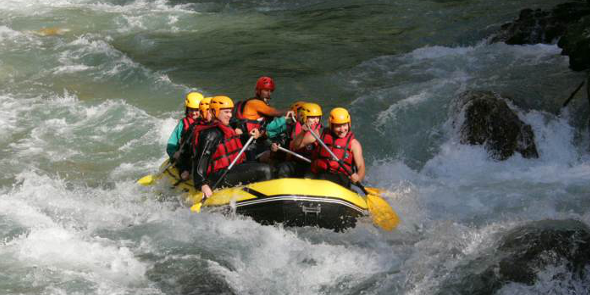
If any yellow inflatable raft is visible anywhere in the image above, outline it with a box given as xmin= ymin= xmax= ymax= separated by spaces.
xmin=159 ymin=162 xmax=369 ymax=231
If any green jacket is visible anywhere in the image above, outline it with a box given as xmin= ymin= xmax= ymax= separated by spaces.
xmin=166 ymin=119 xmax=185 ymax=158
xmin=265 ymin=117 xmax=287 ymax=139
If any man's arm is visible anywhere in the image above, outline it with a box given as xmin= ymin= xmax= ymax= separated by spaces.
xmin=246 ymin=100 xmax=285 ymax=118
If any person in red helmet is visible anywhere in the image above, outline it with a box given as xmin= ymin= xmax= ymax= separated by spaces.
xmin=232 ymin=76 xmax=289 ymax=161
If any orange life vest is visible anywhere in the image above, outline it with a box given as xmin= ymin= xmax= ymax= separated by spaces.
xmin=234 ymin=98 xmax=266 ymax=133
xmin=311 ymin=129 xmax=355 ymax=175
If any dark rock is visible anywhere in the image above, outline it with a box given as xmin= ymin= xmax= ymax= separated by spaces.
xmin=558 ymin=16 xmax=590 ymax=71
xmin=492 ymin=2 xmax=590 ymax=45
xmin=453 ymin=91 xmax=539 ymax=160
xmin=497 ymin=219 xmax=590 ymax=283
xmin=492 ymin=1 xmax=590 ymax=71
xmin=436 ymin=219 xmax=590 ymax=295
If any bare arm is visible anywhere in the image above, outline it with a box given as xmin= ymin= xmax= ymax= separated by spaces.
xmin=292 ymin=131 xmax=316 ymax=151
xmin=350 ymin=139 xmax=365 ymax=182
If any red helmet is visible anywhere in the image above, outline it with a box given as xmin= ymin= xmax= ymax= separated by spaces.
xmin=255 ymin=76 xmax=275 ymax=92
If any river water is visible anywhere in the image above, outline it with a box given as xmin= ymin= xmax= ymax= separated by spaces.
xmin=2 ymin=0 xmax=590 ymax=294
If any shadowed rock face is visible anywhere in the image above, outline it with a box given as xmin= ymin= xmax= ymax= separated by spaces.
xmin=436 ymin=219 xmax=590 ymax=295
xmin=491 ymin=1 xmax=590 ymax=71
xmin=453 ymin=91 xmax=538 ymax=161
xmin=492 ymin=2 xmax=590 ymax=45
xmin=558 ymin=16 xmax=590 ymax=71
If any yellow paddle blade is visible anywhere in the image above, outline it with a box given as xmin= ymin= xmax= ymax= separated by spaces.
xmin=190 ymin=193 xmax=206 ymax=213
xmin=190 ymin=202 xmax=202 ymax=213
xmin=366 ymin=193 xmax=400 ymax=231
xmin=365 ymin=187 xmax=383 ymax=195
xmin=137 ymin=174 xmax=155 ymax=186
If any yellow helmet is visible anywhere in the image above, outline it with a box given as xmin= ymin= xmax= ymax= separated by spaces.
xmin=185 ymin=92 xmax=204 ymax=109
xmin=199 ymin=97 xmax=212 ymax=117
xmin=290 ymin=101 xmax=306 ymax=114
xmin=300 ymin=102 xmax=322 ymax=122
xmin=210 ymin=95 xmax=234 ymax=117
xmin=329 ymin=107 xmax=351 ymax=125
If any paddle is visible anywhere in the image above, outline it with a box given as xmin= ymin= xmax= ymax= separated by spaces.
xmin=137 ymin=123 xmax=199 ymax=186
xmin=561 ymin=80 xmax=585 ymax=109
xmin=277 ymin=146 xmax=311 ymax=163
xmin=306 ymin=124 xmax=399 ymax=231
xmin=137 ymin=160 xmax=174 ymax=186
xmin=191 ymin=136 xmax=256 ymax=213
xmin=277 ymin=143 xmax=383 ymax=193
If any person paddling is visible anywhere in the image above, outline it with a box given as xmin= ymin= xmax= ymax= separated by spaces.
xmin=166 ymin=92 xmax=204 ymax=160
xmin=192 ymin=96 xmax=272 ymax=199
xmin=276 ymin=102 xmax=323 ymax=178
xmin=257 ymin=101 xmax=303 ymax=163
xmin=176 ymin=96 xmax=213 ymax=180
xmin=233 ymin=76 xmax=289 ymax=160
xmin=306 ymin=107 xmax=365 ymax=188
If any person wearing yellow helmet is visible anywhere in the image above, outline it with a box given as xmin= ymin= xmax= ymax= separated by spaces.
xmin=290 ymin=101 xmax=307 ymax=123
xmin=258 ymin=100 xmax=304 ymax=163
xmin=304 ymin=107 xmax=365 ymax=188
xmin=192 ymin=96 xmax=271 ymax=199
xmin=175 ymin=96 xmax=215 ymax=180
xmin=199 ymin=97 xmax=213 ymax=123
xmin=277 ymin=102 xmax=323 ymax=178
xmin=166 ymin=91 xmax=204 ymax=159
xmin=291 ymin=102 xmax=323 ymax=153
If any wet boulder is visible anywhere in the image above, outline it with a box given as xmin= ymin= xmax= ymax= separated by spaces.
xmin=452 ymin=91 xmax=539 ymax=161
xmin=437 ymin=219 xmax=590 ymax=295
xmin=491 ymin=1 xmax=590 ymax=71
xmin=496 ymin=219 xmax=590 ymax=283
xmin=491 ymin=2 xmax=590 ymax=45
xmin=558 ymin=16 xmax=590 ymax=71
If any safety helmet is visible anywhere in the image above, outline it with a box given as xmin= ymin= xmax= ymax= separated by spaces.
xmin=210 ymin=96 xmax=234 ymax=117
xmin=290 ymin=101 xmax=306 ymax=114
xmin=199 ymin=97 xmax=212 ymax=117
xmin=328 ymin=107 xmax=351 ymax=125
xmin=300 ymin=102 xmax=323 ymax=123
xmin=255 ymin=76 xmax=275 ymax=92
xmin=185 ymin=92 xmax=204 ymax=109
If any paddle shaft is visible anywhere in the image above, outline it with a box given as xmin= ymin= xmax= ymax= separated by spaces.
xmin=562 ymin=80 xmax=585 ymax=108
xmin=211 ymin=136 xmax=255 ymax=189
xmin=277 ymin=146 xmax=311 ymax=163
xmin=306 ymin=124 xmax=368 ymax=195
xmin=197 ymin=136 xmax=256 ymax=209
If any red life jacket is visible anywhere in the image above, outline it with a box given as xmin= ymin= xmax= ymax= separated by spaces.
xmin=208 ymin=123 xmax=245 ymax=174
xmin=289 ymin=122 xmax=303 ymax=141
xmin=190 ymin=120 xmax=213 ymax=154
xmin=180 ymin=116 xmax=197 ymax=144
xmin=234 ymin=98 xmax=266 ymax=133
xmin=191 ymin=122 xmax=245 ymax=175
xmin=311 ymin=129 xmax=356 ymax=175
xmin=289 ymin=122 xmax=320 ymax=162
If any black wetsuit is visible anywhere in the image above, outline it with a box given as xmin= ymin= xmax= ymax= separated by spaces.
xmin=192 ymin=127 xmax=272 ymax=189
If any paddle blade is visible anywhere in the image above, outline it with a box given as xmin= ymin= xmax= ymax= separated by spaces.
xmin=137 ymin=174 xmax=155 ymax=186
xmin=365 ymin=187 xmax=383 ymax=195
xmin=190 ymin=202 xmax=202 ymax=213
xmin=190 ymin=193 xmax=206 ymax=213
xmin=366 ymin=194 xmax=399 ymax=231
